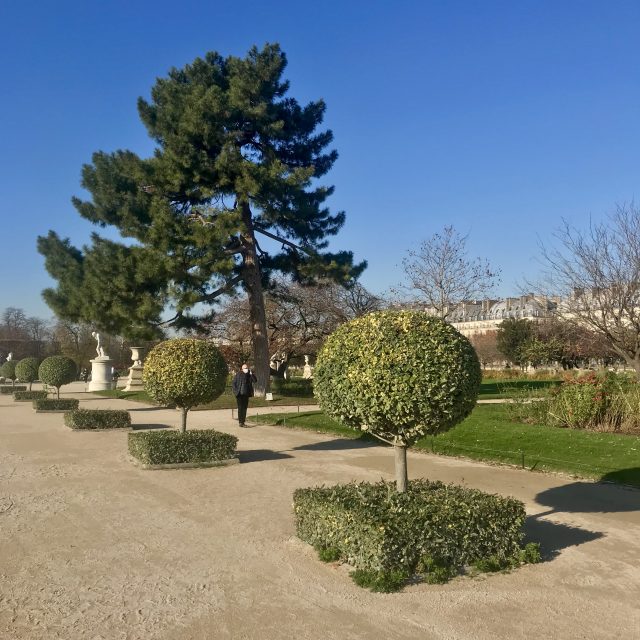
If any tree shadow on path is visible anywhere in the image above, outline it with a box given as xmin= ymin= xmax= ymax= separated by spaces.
xmin=238 ymin=449 xmax=294 ymax=463
xmin=291 ymin=437 xmax=380 ymax=452
xmin=535 ymin=480 xmax=640 ymax=516
xmin=524 ymin=516 xmax=603 ymax=561
xmin=132 ymin=423 xmax=171 ymax=431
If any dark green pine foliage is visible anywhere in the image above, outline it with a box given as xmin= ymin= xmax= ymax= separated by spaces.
xmin=38 ymin=44 xmax=365 ymax=393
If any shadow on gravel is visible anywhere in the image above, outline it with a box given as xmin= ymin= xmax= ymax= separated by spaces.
xmin=238 ymin=449 xmax=294 ymax=463
xmin=126 ymin=406 xmax=167 ymax=412
xmin=132 ymin=424 xmax=171 ymax=431
xmin=291 ymin=438 xmax=380 ymax=452
xmin=524 ymin=516 xmax=603 ymax=560
xmin=535 ymin=481 xmax=640 ymax=515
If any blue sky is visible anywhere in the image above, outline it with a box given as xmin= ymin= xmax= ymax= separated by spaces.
xmin=1 ymin=0 xmax=639 ymax=318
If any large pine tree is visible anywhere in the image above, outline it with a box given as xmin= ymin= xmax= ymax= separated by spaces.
xmin=38 ymin=44 xmax=365 ymax=394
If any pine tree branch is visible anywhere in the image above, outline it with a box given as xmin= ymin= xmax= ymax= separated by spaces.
xmin=198 ymin=274 xmax=244 ymax=303
xmin=254 ymin=226 xmax=315 ymax=256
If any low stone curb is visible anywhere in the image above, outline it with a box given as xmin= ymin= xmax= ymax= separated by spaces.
xmin=129 ymin=457 xmax=240 ymax=470
xmin=35 ymin=409 xmax=75 ymax=414
xmin=68 ymin=427 xmax=133 ymax=432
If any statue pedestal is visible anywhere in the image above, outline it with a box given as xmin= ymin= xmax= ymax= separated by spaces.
xmin=88 ymin=357 xmax=114 ymax=391
xmin=124 ymin=364 xmax=144 ymax=391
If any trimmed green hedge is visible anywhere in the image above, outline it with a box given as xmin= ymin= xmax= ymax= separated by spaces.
xmin=128 ymin=429 xmax=238 ymax=465
xmin=294 ymin=480 xmax=527 ymax=581
xmin=33 ymin=398 xmax=79 ymax=411
xmin=64 ymin=409 xmax=131 ymax=430
xmin=1 ymin=385 xmax=27 ymax=394
xmin=14 ymin=390 xmax=48 ymax=401
xmin=272 ymin=377 xmax=314 ymax=397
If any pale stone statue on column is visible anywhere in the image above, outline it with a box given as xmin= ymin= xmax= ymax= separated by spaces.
xmin=91 ymin=332 xmax=107 ymax=358
xmin=303 ymin=355 xmax=313 ymax=379
xmin=88 ymin=330 xmax=114 ymax=391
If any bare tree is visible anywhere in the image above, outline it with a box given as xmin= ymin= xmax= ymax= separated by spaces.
xmin=396 ymin=226 xmax=500 ymax=318
xmin=206 ymin=279 xmax=380 ymax=377
xmin=470 ymin=331 xmax=503 ymax=368
xmin=538 ymin=203 xmax=640 ymax=376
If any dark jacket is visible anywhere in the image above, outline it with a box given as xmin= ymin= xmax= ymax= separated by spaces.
xmin=232 ymin=370 xmax=257 ymax=397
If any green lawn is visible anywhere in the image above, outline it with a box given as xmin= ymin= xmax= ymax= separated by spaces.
xmin=92 ymin=388 xmax=318 ymax=410
xmin=248 ymin=404 xmax=640 ymax=488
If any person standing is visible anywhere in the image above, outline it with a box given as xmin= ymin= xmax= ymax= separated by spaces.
xmin=232 ymin=363 xmax=257 ymax=427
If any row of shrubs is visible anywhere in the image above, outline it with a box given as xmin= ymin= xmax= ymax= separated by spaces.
xmin=65 ymin=409 xmax=131 ymax=430
xmin=128 ymin=429 xmax=238 ymax=465
xmin=34 ymin=398 xmax=79 ymax=411
xmin=294 ymin=479 xmax=539 ymax=591
xmin=271 ymin=377 xmax=314 ymax=397
xmin=506 ymin=371 xmax=640 ymax=434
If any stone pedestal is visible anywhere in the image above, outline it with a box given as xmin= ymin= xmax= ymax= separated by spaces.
xmin=88 ymin=357 xmax=114 ymax=391
xmin=124 ymin=346 xmax=144 ymax=392
xmin=124 ymin=364 xmax=144 ymax=391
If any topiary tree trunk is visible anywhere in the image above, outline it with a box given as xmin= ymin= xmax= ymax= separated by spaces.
xmin=180 ymin=407 xmax=188 ymax=433
xmin=394 ymin=440 xmax=408 ymax=493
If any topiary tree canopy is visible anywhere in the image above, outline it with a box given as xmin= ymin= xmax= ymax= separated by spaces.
xmin=15 ymin=357 xmax=40 ymax=391
xmin=143 ymin=338 xmax=228 ymax=432
xmin=314 ymin=310 xmax=481 ymax=491
xmin=0 ymin=360 xmax=17 ymax=386
xmin=39 ymin=356 xmax=77 ymax=399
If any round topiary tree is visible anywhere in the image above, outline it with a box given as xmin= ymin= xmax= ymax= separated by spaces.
xmin=314 ymin=310 xmax=481 ymax=492
xmin=0 ymin=360 xmax=17 ymax=387
xmin=15 ymin=357 xmax=40 ymax=391
xmin=39 ymin=356 xmax=78 ymax=399
xmin=143 ymin=338 xmax=228 ymax=432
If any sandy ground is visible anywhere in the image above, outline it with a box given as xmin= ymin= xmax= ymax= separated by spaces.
xmin=0 ymin=383 xmax=639 ymax=640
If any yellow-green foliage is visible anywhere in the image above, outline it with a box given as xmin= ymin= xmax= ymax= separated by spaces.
xmin=15 ymin=357 xmax=39 ymax=383
xmin=38 ymin=356 xmax=77 ymax=396
xmin=143 ymin=338 xmax=227 ymax=410
xmin=314 ymin=310 xmax=481 ymax=445
xmin=0 ymin=360 xmax=17 ymax=381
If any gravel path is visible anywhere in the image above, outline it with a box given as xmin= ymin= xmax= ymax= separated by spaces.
xmin=0 ymin=386 xmax=638 ymax=639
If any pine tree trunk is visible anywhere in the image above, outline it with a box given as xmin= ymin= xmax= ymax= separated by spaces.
xmin=240 ymin=202 xmax=270 ymax=397
xmin=180 ymin=407 xmax=188 ymax=433
xmin=394 ymin=444 xmax=408 ymax=492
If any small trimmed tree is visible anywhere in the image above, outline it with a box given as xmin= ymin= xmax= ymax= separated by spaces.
xmin=143 ymin=339 xmax=227 ymax=432
xmin=39 ymin=356 xmax=77 ymax=399
xmin=0 ymin=360 xmax=17 ymax=387
xmin=15 ymin=357 xmax=40 ymax=391
xmin=314 ymin=310 xmax=481 ymax=492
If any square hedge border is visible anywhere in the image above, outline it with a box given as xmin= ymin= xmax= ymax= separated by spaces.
xmin=128 ymin=429 xmax=238 ymax=469
xmin=294 ymin=479 xmax=527 ymax=576
xmin=64 ymin=409 xmax=131 ymax=430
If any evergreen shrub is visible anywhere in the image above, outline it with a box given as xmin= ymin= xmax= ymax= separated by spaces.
xmin=65 ymin=409 xmax=131 ymax=430
xmin=143 ymin=339 xmax=227 ymax=431
xmin=38 ymin=356 xmax=77 ymax=399
xmin=271 ymin=377 xmax=314 ymax=397
xmin=0 ymin=360 xmax=17 ymax=384
xmin=294 ymin=480 xmax=528 ymax=590
xmin=15 ymin=357 xmax=40 ymax=390
xmin=314 ymin=311 xmax=481 ymax=491
xmin=33 ymin=398 xmax=79 ymax=411
xmin=128 ymin=429 xmax=238 ymax=466
xmin=14 ymin=390 xmax=48 ymax=401
xmin=1 ymin=386 xmax=27 ymax=394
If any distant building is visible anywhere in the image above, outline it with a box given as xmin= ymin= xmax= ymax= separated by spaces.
xmin=445 ymin=295 xmax=557 ymax=337
xmin=398 ymin=295 xmax=557 ymax=337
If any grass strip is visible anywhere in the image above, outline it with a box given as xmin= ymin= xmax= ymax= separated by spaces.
xmin=92 ymin=388 xmax=318 ymax=410
xmin=248 ymin=404 xmax=640 ymax=488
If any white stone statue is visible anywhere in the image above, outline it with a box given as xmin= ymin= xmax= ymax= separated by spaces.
xmin=6 ymin=352 xmax=12 ymax=361
xmin=91 ymin=332 xmax=106 ymax=358
xmin=303 ymin=355 xmax=313 ymax=379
